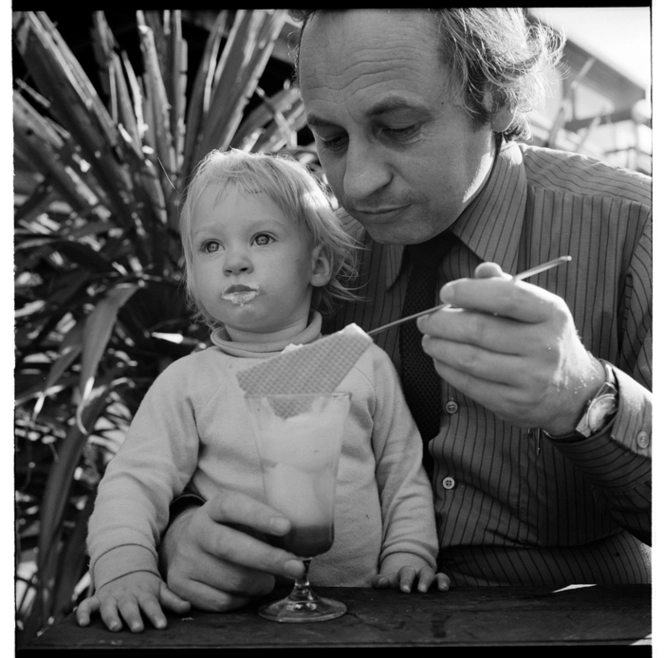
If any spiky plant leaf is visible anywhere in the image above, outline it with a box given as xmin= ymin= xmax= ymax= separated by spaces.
xmin=14 ymin=9 xmax=319 ymax=643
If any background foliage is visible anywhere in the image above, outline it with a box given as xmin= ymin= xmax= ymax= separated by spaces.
xmin=13 ymin=9 xmax=316 ymax=645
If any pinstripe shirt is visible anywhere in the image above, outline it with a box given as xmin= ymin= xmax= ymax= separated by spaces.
xmin=322 ymin=141 xmax=652 ymax=586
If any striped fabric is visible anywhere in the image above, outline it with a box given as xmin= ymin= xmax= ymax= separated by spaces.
xmin=322 ymin=141 xmax=652 ymax=587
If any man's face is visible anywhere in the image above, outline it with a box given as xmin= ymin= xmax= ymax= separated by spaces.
xmin=299 ymin=9 xmax=498 ymax=245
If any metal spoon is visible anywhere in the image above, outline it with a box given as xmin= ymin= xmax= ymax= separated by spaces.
xmin=367 ymin=255 xmax=572 ymax=337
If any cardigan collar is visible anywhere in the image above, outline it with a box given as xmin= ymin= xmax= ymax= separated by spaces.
xmin=210 ymin=312 xmax=322 ymax=358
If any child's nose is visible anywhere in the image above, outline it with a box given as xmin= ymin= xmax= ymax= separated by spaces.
xmin=223 ymin=248 xmax=253 ymax=275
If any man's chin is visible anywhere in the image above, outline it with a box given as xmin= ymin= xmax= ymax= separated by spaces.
xmin=363 ymin=221 xmax=445 ymax=246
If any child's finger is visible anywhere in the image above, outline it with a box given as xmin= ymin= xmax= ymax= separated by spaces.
xmin=99 ymin=598 xmax=124 ymax=632
xmin=415 ymin=568 xmax=436 ymax=593
xmin=159 ymin=582 xmax=192 ymax=614
xmin=138 ymin=594 xmax=168 ymax=630
xmin=436 ymin=572 xmax=451 ymax=591
xmin=370 ymin=574 xmax=392 ymax=589
xmin=76 ymin=596 xmax=100 ymax=627
xmin=398 ymin=566 xmax=417 ymax=593
xmin=116 ymin=597 xmax=145 ymax=633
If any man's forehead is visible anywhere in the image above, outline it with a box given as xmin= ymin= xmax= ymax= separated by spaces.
xmin=299 ymin=10 xmax=439 ymax=89
xmin=299 ymin=9 xmax=439 ymax=71
xmin=301 ymin=8 xmax=435 ymax=36
xmin=298 ymin=11 xmax=445 ymax=121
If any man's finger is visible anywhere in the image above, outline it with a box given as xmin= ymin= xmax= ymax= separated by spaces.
xmin=170 ymin=549 xmax=277 ymax=597
xmin=419 ymin=307 xmax=544 ymax=357
xmin=421 ymin=334 xmax=549 ymax=387
xmin=168 ymin=576 xmax=252 ymax=612
xmin=199 ymin=521 xmax=304 ymax=580
xmin=438 ymin=277 xmax=561 ymax=324
xmin=159 ymin=583 xmax=191 ymax=615
xmin=474 ymin=262 xmax=511 ymax=279
xmin=204 ymin=491 xmax=292 ymax=538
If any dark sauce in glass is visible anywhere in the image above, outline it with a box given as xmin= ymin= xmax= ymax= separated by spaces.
xmin=271 ymin=524 xmax=334 ymax=557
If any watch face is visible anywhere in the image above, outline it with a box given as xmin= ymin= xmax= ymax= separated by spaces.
xmin=587 ymin=394 xmax=618 ymax=432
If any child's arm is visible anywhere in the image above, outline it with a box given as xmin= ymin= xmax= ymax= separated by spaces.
xmin=371 ymin=553 xmax=450 ymax=593
xmin=364 ymin=347 xmax=446 ymax=587
xmin=86 ymin=357 xmax=205 ymax=601
xmin=76 ymin=572 xmax=190 ymax=632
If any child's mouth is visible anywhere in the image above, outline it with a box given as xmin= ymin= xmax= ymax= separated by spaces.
xmin=222 ymin=283 xmax=261 ymax=306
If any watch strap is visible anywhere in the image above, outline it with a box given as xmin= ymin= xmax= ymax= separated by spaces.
xmin=543 ymin=360 xmax=618 ymax=441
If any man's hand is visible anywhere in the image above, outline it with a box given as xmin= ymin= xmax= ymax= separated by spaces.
xmin=159 ymin=489 xmax=306 ymax=612
xmin=417 ymin=262 xmax=605 ymax=435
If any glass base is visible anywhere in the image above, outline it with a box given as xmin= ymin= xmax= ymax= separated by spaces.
xmin=259 ymin=591 xmax=347 ymax=623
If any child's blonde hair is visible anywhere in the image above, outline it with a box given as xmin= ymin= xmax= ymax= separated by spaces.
xmin=179 ymin=149 xmax=359 ymax=330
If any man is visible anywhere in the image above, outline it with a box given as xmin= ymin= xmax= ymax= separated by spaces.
xmin=158 ymin=9 xmax=651 ymax=611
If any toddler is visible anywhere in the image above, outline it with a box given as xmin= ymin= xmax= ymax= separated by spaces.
xmin=76 ymin=149 xmax=448 ymax=632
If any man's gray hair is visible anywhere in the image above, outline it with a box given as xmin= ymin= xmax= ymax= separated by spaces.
xmin=290 ymin=9 xmax=564 ymax=142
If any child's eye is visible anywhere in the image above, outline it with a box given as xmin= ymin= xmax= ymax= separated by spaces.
xmin=253 ymin=234 xmax=274 ymax=246
xmin=201 ymin=240 xmax=221 ymax=253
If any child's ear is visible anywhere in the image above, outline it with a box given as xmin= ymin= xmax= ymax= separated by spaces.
xmin=310 ymin=244 xmax=333 ymax=288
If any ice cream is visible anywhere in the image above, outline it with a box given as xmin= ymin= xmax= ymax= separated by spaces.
xmin=247 ymin=393 xmax=351 ymax=557
xmin=222 ymin=282 xmax=260 ymax=306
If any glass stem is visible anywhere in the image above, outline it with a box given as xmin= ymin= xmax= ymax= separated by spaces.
xmin=290 ymin=558 xmax=316 ymax=602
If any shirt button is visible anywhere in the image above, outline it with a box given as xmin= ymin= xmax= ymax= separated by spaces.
xmin=445 ymin=400 xmax=459 ymax=414
xmin=636 ymin=431 xmax=650 ymax=448
xmin=442 ymin=476 xmax=455 ymax=490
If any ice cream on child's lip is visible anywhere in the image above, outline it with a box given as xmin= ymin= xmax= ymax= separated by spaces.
xmin=222 ymin=282 xmax=261 ymax=306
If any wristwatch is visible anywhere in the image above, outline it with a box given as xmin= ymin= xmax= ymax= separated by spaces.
xmin=544 ymin=360 xmax=618 ymax=440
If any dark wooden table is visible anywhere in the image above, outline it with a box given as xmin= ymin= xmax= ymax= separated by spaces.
xmin=22 ymin=584 xmax=651 ymax=652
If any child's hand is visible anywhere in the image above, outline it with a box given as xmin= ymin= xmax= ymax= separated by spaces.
xmin=76 ymin=572 xmax=191 ymax=632
xmin=371 ymin=565 xmax=450 ymax=593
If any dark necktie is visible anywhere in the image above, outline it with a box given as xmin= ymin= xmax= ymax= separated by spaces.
xmin=399 ymin=232 xmax=454 ymax=477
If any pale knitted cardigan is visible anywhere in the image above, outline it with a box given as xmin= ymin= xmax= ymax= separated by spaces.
xmin=87 ymin=313 xmax=438 ymax=589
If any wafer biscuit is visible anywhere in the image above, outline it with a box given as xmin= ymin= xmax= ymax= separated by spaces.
xmin=237 ymin=323 xmax=372 ymax=407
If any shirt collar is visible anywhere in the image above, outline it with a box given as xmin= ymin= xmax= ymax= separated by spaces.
xmin=379 ymin=140 xmax=527 ymax=289
xmin=210 ymin=311 xmax=323 ymax=357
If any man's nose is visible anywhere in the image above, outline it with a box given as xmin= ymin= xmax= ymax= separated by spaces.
xmin=343 ymin=140 xmax=391 ymax=202
xmin=223 ymin=247 xmax=253 ymax=276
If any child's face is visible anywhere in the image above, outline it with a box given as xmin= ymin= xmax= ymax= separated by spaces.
xmin=191 ymin=186 xmax=328 ymax=338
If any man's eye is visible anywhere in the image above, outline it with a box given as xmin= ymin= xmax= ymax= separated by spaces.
xmin=317 ymin=134 xmax=347 ymax=152
xmin=253 ymin=234 xmax=273 ymax=246
xmin=381 ymin=125 xmax=418 ymax=140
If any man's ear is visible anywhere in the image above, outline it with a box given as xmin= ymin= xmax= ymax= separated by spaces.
xmin=491 ymin=105 xmax=517 ymax=134
xmin=310 ymin=244 xmax=333 ymax=288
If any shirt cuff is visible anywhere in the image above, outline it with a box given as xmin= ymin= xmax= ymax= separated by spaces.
xmin=611 ymin=365 xmax=652 ymax=456
xmin=168 ymin=492 xmax=206 ymax=526
xmin=544 ymin=366 xmax=651 ymax=491
xmin=92 ymin=544 xmax=159 ymax=590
